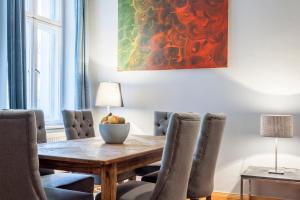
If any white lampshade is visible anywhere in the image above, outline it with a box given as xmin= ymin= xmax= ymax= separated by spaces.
xmin=260 ymin=115 xmax=293 ymax=138
xmin=95 ymin=82 xmax=124 ymax=107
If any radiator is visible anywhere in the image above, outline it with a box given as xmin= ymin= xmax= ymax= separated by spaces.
xmin=47 ymin=131 xmax=66 ymax=142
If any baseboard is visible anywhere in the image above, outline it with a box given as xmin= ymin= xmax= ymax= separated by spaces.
xmin=197 ymin=192 xmax=281 ymax=200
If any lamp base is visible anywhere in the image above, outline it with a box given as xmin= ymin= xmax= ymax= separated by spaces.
xmin=268 ymin=169 xmax=284 ymax=175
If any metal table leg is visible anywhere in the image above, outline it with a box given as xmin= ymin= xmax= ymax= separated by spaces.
xmin=249 ymin=179 xmax=252 ymax=200
xmin=240 ymin=177 xmax=244 ymax=200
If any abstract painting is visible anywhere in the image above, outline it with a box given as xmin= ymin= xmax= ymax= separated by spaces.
xmin=118 ymin=0 xmax=228 ymax=71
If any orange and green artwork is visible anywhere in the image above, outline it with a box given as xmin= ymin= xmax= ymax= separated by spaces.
xmin=118 ymin=0 xmax=228 ymax=71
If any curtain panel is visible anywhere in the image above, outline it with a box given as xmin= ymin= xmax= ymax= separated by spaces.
xmin=7 ymin=0 xmax=27 ymax=109
xmin=75 ymin=0 xmax=91 ymax=109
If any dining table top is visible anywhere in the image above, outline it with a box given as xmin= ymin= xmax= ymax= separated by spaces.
xmin=38 ymin=135 xmax=165 ymax=165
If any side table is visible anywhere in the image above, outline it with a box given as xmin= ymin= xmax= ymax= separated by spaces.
xmin=240 ymin=166 xmax=300 ymax=200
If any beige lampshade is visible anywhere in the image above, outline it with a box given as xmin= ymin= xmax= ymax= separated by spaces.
xmin=260 ymin=115 xmax=293 ymax=138
xmin=95 ymin=82 xmax=124 ymax=107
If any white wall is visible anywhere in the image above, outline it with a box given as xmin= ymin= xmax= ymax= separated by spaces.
xmin=88 ymin=0 xmax=300 ymax=198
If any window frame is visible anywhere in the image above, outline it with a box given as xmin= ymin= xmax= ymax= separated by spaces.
xmin=25 ymin=0 xmax=63 ymax=125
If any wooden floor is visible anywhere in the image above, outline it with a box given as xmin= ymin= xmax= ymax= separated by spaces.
xmin=94 ymin=187 xmax=280 ymax=200
xmin=199 ymin=192 xmax=280 ymax=200
xmin=93 ymin=183 xmax=280 ymax=200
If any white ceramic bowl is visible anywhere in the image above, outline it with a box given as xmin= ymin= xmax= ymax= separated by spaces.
xmin=99 ymin=123 xmax=130 ymax=144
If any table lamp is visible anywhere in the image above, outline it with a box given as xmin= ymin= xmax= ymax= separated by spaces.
xmin=95 ymin=82 xmax=124 ymax=113
xmin=260 ymin=114 xmax=293 ymax=174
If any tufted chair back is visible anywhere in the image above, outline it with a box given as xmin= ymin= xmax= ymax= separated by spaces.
xmin=31 ymin=110 xmax=55 ymax=175
xmin=154 ymin=111 xmax=172 ymax=136
xmin=62 ymin=110 xmax=95 ymax=140
xmin=187 ymin=113 xmax=226 ymax=199
xmin=0 ymin=110 xmax=47 ymax=200
xmin=151 ymin=113 xmax=200 ymax=200
xmin=0 ymin=109 xmax=47 ymax=144
xmin=1 ymin=109 xmax=52 ymax=176
xmin=32 ymin=110 xmax=47 ymax=143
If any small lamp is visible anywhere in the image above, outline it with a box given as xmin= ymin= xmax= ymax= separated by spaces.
xmin=95 ymin=82 xmax=123 ymax=113
xmin=260 ymin=114 xmax=293 ymax=174
xmin=96 ymin=82 xmax=129 ymax=144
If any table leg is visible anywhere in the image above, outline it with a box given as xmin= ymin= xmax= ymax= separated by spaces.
xmin=101 ymin=163 xmax=117 ymax=200
xmin=249 ymin=179 xmax=252 ymax=200
xmin=240 ymin=177 xmax=244 ymax=200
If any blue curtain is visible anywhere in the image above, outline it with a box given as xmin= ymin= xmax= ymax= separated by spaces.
xmin=75 ymin=0 xmax=91 ymax=109
xmin=7 ymin=0 xmax=27 ymax=109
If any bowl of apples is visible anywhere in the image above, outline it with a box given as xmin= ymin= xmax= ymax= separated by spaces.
xmin=99 ymin=113 xmax=130 ymax=144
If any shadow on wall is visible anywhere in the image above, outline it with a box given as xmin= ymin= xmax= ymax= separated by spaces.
xmin=117 ymin=70 xmax=300 ymax=113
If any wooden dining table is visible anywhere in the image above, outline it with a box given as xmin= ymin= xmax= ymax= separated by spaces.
xmin=38 ymin=135 xmax=165 ymax=200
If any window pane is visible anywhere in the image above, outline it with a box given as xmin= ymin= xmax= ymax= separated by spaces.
xmin=25 ymin=0 xmax=64 ymax=125
xmin=37 ymin=0 xmax=61 ymax=22
xmin=25 ymin=19 xmax=34 ymax=108
xmin=36 ymin=23 xmax=61 ymax=124
xmin=0 ymin=0 xmax=8 ymax=109
xmin=25 ymin=0 xmax=33 ymax=14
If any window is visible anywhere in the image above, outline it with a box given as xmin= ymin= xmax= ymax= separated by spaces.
xmin=0 ymin=0 xmax=8 ymax=109
xmin=25 ymin=0 xmax=62 ymax=125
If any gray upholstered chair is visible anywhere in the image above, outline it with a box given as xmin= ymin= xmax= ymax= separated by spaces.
xmin=62 ymin=110 xmax=95 ymax=140
xmin=135 ymin=111 xmax=171 ymax=176
xmin=0 ymin=110 xmax=93 ymax=200
xmin=96 ymin=112 xmax=201 ymax=200
xmin=34 ymin=110 xmax=55 ymax=176
xmin=142 ymin=113 xmax=226 ymax=200
xmin=61 ymin=110 xmax=101 ymax=184
xmin=32 ymin=110 xmax=95 ymax=193
xmin=187 ymin=113 xmax=226 ymax=200
xmin=153 ymin=111 xmax=172 ymax=136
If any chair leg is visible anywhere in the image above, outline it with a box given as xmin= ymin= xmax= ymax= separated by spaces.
xmin=206 ymin=196 xmax=212 ymax=200
xmin=189 ymin=198 xmax=199 ymax=200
